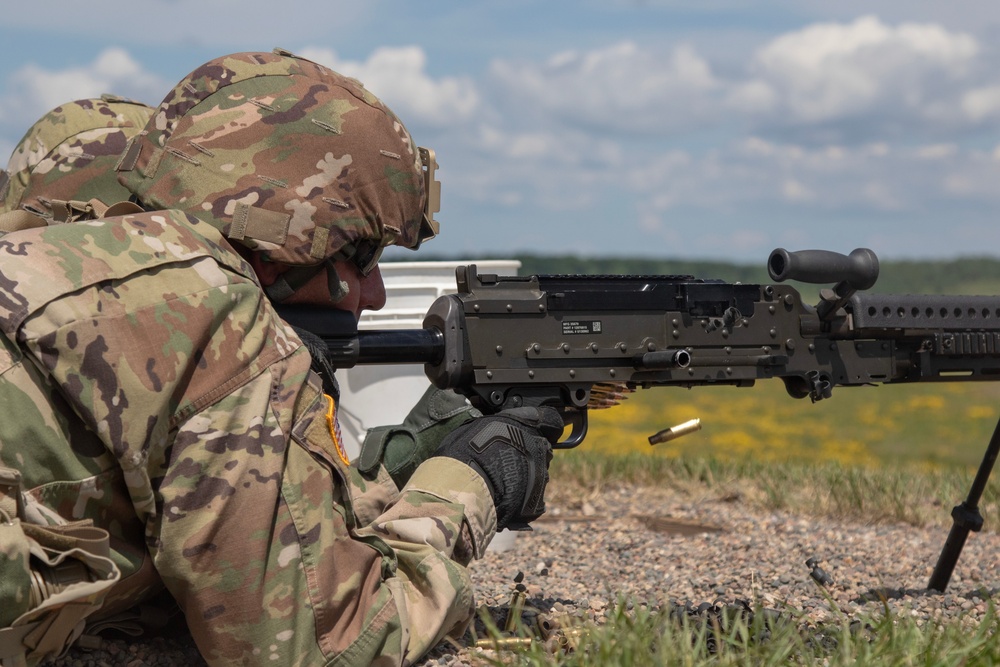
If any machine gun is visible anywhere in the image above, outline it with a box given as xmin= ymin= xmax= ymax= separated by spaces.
xmin=277 ymin=247 xmax=1000 ymax=593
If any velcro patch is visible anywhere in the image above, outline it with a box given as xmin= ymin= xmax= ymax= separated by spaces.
xmin=310 ymin=226 xmax=330 ymax=260
xmin=230 ymin=203 xmax=290 ymax=245
xmin=115 ymin=137 xmax=143 ymax=173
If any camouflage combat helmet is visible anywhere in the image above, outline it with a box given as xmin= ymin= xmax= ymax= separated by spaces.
xmin=0 ymin=95 xmax=153 ymax=217
xmin=117 ymin=48 xmax=440 ymax=302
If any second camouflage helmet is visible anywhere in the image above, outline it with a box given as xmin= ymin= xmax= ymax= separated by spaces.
xmin=117 ymin=49 xmax=439 ymax=272
xmin=1 ymin=95 xmax=153 ymax=216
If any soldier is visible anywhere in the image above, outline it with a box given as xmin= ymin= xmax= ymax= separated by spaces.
xmin=0 ymin=50 xmax=560 ymax=666
xmin=0 ymin=95 xmax=152 ymax=223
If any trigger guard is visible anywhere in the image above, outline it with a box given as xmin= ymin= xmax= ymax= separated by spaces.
xmin=553 ymin=410 xmax=588 ymax=449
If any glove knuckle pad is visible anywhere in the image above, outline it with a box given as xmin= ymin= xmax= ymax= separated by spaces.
xmin=437 ymin=412 xmax=555 ymax=532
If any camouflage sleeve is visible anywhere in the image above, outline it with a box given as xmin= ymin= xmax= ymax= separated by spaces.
xmin=0 ymin=212 xmax=498 ymax=665
xmin=350 ymin=457 xmax=497 ymax=663
xmin=145 ymin=346 xmax=497 ymax=666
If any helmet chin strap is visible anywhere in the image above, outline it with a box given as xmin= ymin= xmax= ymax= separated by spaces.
xmin=263 ymin=259 xmax=350 ymax=304
xmin=325 ymin=260 xmax=351 ymax=302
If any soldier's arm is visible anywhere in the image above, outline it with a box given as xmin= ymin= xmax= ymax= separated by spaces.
xmin=348 ymin=457 xmax=497 ymax=663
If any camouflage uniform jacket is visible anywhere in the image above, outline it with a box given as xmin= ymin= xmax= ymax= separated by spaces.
xmin=0 ymin=209 xmax=497 ymax=666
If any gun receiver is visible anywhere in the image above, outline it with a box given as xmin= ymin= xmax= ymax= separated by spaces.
xmin=276 ymin=247 xmax=1000 ymax=592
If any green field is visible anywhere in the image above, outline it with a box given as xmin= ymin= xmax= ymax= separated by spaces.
xmin=580 ymin=381 xmax=1000 ymax=471
xmin=525 ymin=382 xmax=1000 ymax=666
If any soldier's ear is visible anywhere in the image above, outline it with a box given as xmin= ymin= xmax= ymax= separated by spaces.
xmin=247 ymin=253 xmax=285 ymax=287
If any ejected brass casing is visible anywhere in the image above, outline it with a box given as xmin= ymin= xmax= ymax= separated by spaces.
xmin=475 ymin=637 xmax=534 ymax=649
xmin=504 ymin=589 xmax=527 ymax=632
xmin=648 ymin=418 xmax=702 ymax=445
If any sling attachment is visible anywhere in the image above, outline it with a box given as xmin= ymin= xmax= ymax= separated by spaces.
xmin=44 ymin=198 xmax=142 ymax=224
xmin=0 ymin=210 xmax=46 ymax=234
xmin=0 ymin=467 xmax=120 ymax=666
xmin=48 ymin=198 xmax=106 ymax=223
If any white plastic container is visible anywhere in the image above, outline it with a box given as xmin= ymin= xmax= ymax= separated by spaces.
xmin=337 ymin=260 xmax=522 ymax=458
xmin=337 ymin=259 xmax=521 ymax=552
xmin=337 ymin=259 xmax=522 ymax=554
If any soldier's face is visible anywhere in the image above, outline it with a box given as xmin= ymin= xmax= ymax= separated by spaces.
xmin=281 ymin=260 xmax=387 ymax=320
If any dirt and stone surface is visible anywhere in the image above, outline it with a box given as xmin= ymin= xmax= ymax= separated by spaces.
xmin=45 ymin=483 xmax=1000 ymax=666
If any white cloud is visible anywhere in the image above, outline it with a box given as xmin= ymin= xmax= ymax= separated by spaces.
xmin=0 ymin=48 xmax=165 ymax=129
xmin=782 ymin=179 xmax=814 ymax=202
xmin=861 ymin=182 xmax=902 ymax=210
xmin=2 ymin=12 xmax=999 ymax=261
xmin=604 ymin=138 xmax=1000 ymax=243
xmin=865 ymin=143 xmax=890 ymax=157
xmin=916 ymin=143 xmax=958 ymax=159
xmin=296 ymin=46 xmax=479 ymax=126
xmin=488 ymin=41 xmax=721 ymax=135
xmin=0 ymin=1 xmax=373 ymax=50
xmin=962 ymin=85 xmax=1000 ymax=122
xmin=759 ymin=15 xmax=976 ymax=74
xmin=471 ymin=122 xmax=623 ymax=167
xmin=479 ymin=15 xmax=994 ymax=150
xmin=588 ymin=135 xmax=1000 ymax=258
xmin=735 ymin=16 xmax=980 ymax=133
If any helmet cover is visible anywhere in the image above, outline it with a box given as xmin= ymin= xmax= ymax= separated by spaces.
xmin=1 ymin=95 xmax=153 ymax=215
xmin=117 ymin=49 xmax=433 ymax=267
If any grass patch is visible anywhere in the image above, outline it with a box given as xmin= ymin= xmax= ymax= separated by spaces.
xmin=534 ymin=453 xmax=1000 ymax=665
xmin=580 ymin=382 xmax=1000 ymax=469
xmin=523 ymin=367 xmax=1000 ymax=665
xmin=472 ymin=597 xmax=1000 ymax=666
xmin=548 ymin=451 xmax=999 ymax=529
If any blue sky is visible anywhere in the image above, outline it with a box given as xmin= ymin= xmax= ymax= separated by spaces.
xmin=3 ymin=1 xmax=1000 ymax=263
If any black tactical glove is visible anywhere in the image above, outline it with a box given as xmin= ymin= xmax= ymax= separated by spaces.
xmin=292 ymin=326 xmax=341 ymax=399
xmin=357 ymin=385 xmax=481 ymax=487
xmin=436 ymin=406 xmax=563 ymax=531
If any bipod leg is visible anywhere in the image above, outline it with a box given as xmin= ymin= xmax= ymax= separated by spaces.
xmin=927 ymin=412 xmax=1000 ymax=592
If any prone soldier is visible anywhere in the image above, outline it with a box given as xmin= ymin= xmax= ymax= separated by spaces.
xmin=0 ymin=50 xmax=560 ymax=666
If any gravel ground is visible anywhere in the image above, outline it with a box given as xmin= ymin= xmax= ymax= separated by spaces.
xmin=45 ymin=483 xmax=1000 ymax=666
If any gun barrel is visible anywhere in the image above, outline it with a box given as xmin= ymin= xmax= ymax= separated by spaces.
xmin=356 ymin=329 xmax=445 ymax=366
xmin=768 ymin=247 xmax=879 ymax=290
